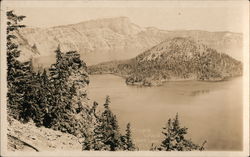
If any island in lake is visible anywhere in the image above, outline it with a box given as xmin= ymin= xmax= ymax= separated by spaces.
xmin=88 ymin=37 xmax=242 ymax=86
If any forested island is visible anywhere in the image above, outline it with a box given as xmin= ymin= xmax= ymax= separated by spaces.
xmin=88 ymin=37 xmax=242 ymax=86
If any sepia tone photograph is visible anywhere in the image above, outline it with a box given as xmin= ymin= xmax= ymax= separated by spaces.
xmin=0 ymin=0 xmax=249 ymax=156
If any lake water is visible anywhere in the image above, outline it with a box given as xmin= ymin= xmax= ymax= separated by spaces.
xmin=88 ymin=74 xmax=243 ymax=151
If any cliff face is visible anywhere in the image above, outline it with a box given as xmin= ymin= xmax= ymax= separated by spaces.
xmin=18 ymin=17 xmax=243 ymax=66
xmin=12 ymin=31 xmax=40 ymax=62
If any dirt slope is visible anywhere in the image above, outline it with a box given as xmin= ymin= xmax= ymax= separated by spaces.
xmin=7 ymin=117 xmax=82 ymax=152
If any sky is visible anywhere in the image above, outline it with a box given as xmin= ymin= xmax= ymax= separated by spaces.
xmin=6 ymin=1 xmax=248 ymax=33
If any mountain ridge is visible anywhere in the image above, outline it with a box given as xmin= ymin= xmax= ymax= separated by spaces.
xmin=17 ymin=16 xmax=243 ymax=67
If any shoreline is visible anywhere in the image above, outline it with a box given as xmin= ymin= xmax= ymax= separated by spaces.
xmin=89 ymin=73 xmax=243 ymax=87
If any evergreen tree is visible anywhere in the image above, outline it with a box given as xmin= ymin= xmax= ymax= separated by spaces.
xmin=6 ymin=10 xmax=37 ymax=122
xmin=17 ymin=60 xmax=37 ymax=123
xmin=47 ymin=45 xmax=72 ymax=130
xmin=123 ymin=123 xmax=136 ymax=151
xmin=33 ymin=69 xmax=50 ymax=126
xmin=82 ymin=101 xmax=105 ymax=151
xmin=46 ymin=47 xmax=91 ymax=136
xmin=93 ymin=96 xmax=123 ymax=151
xmin=6 ymin=10 xmax=25 ymax=88
xmin=157 ymin=113 xmax=206 ymax=151
xmin=86 ymin=97 xmax=137 ymax=151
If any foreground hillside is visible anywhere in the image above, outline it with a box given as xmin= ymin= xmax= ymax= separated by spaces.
xmin=7 ymin=117 xmax=82 ymax=152
xmin=89 ymin=37 xmax=242 ymax=86
xmin=18 ymin=17 xmax=242 ymax=66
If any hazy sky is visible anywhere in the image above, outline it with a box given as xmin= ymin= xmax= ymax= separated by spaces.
xmin=8 ymin=1 xmax=248 ymax=33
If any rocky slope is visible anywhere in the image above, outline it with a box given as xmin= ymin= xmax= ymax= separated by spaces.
xmin=88 ymin=37 xmax=242 ymax=86
xmin=7 ymin=117 xmax=82 ymax=152
xmin=12 ymin=30 xmax=40 ymax=62
xmin=18 ymin=17 xmax=243 ymax=67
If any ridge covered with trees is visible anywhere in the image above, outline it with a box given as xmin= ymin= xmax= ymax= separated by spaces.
xmin=89 ymin=37 xmax=242 ymax=86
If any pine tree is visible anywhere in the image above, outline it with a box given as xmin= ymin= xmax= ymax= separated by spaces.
xmin=81 ymin=101 xmax=103 ymax=151
xmin=46 ymin=47 xmax=91 ymax=137
xmin=17 ymin=60 xmax=37 ymax=123
xmin=123 ymin=123 xmax=136 ymax=151
xmin=157 ymin=113 xmax=206 ymax=151
xmin=6 ymin=10 xmax=37 ymax=122
xmin=6 ymin=10 xmax=25 ymax=87
xmin=92 ymin=96 xmax=123 ymax=151
xmin=64 ymin=50 xmax=89 ymax=114
xmin=46 ymin=45 xmax=70 ymax=129
xmin=32 ymin=69 xmax=50 ymax=126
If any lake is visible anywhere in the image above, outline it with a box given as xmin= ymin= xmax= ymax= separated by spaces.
xmin=88 ymin=74 xmax=243 ymax=151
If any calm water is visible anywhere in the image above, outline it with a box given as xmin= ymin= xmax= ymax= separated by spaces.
xmin=88 ymin=74 xmax=243 ymax=151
